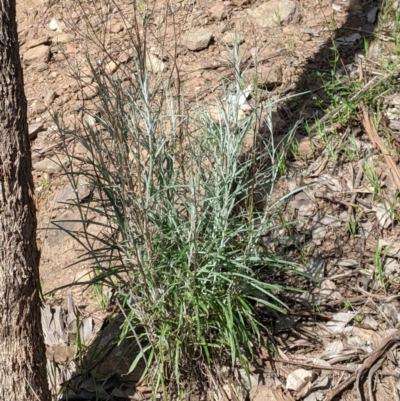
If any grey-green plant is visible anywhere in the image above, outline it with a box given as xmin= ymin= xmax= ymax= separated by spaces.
xmin=49 ymin=2 xmax=305 ymax=398
xmin=54 ymin=79 xmax=301 ymax=396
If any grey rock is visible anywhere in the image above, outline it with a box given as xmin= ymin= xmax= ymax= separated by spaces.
xmin=385 ymin=257 xmax=400 ymax=277
xmin=181 ymin=28 xmax=213 ymax=51
xmin=23 ymin=45 xmax=50 ymax=66
xmin=78 ymin=85 xmax=99 ymax=100
xmin=44 ymin=89 xmax=58 ymax=107
xmin=45 ymin=210 xmax=83 ymax=246
xmin=146 ymin=53 xmax=167 ymax=73
xmin=49 ymin=45 xmax=61 ymax=54
xmin=245 ymin=65 xmax=282 ymax=89
xmin=52 ymin=33 xmax=74 ymax=44
xmin=33 ymin=155 xmax=69 ymax=174
xmin=312 ymin=225 xmax=327 ymax=241
xmin=33 ymin=101 xmax=46 ymax=115
xmin=367 ymin=6 xmax=379 ymax=24
xmin=25 ymin=36 xmax=51 ymax=50
xmin=31 ymin=62 xmax=49 ymax=72
xmin=28 ymin=123 xmax=44 ymax=140
xmin=56 ymin=184 xmax=92 ymax=206
xmin=221 ymin=31 xmax=244 ymax=46
xmin=104 ymin=60 xmax=119 ymax=74
xmin=248 ymin=0 xmax=298 ymax=28
xmin=209 ymin=3 xmax=230 ymax=20
xmin=85 ymin=113 xmax=97 ymax=127
xmin=110 ymin=22 xmax=124 ymax=33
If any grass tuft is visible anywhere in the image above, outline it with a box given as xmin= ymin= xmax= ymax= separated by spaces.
xmin=51 ymin=2 xmax=303 ymax=396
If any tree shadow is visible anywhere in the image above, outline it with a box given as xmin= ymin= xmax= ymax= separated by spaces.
xmin=264 ymin=1 xmax=381 ymax=140
xmin=44 ymin=298 xmax=147 ymax=401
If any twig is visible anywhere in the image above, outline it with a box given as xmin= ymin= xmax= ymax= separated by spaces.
xmin=355 ymin=331 xmax=400 ymax=401
xmin=325 ymin=329 xmax=400 ymax=401
xmin=325 ymin=372 xmax=357 ymax=401
xmin=347 ymin=159 xmax=364 ymax=224
xmin=272 ymin=358 xmax=355 ymax=373
xmin=314 ymin=193 xmax=358 ymax=208
xmin=367 ymin=356 xmax=384 ymax=401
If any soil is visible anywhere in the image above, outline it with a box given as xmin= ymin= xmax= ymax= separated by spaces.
xmin=15 ymin=0 xmax=400 ymax=399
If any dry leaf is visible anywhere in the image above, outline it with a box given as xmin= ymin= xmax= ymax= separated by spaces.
xmin=286 ymin=369 xmax=313 ymax=391
xmin=326 ymin=312 xmax=355 ymax=333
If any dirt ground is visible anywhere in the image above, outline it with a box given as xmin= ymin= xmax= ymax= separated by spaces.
xmin=15 ymin=0 xmax=400 ymax=399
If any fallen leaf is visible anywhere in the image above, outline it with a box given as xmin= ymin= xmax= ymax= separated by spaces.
xmin=374 ymin=203 xmax=394 ymax=228
xmin=286 ymin=369 xmax=312 ymax=391
xmin=326 ymin=312 xmax=355 ymax=334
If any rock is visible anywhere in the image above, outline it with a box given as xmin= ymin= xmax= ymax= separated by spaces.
xmin=56 ymin=184 xmax=92 ymax=206
xmin=78 ymin=85 xmax=99 ymax=100
xmin=25 ymin=36 xmax=51 ymax=50
xmin=245 ymin=65 xmax=282 ymax=89
xmin=221 ymin=31 xmax=244 ymax=46
xmin=106 ymin=17 xmax=125 ymax=33
xmin=209 ymin=3 xmax=230 ymax=20
xmin=385 ymin=258 xmax=400 ymax=277
xmin=110 ymin=22 xmax=124 ymax=33
xmin=85 ymin=113 xmax=97 ymax=127
xmin=33 ymin=155 xmax=69 ymax=174
xmin=104 ymin=60 xmax=119 ymax=74
xmin=55 ymin=94 xmax=71 ymax=107
xmin=52 ymin=33 xmax=74 ymax=44
xmin=49 ymin=44 xmax=62 ymax=54
xmin=312 ymin=224 xmax=327 ymax=241
xmin=49 ymin=17 xmax=60 ymax=31
xmin=33 ymin=101 xmax=46 ymax=115
xmin=44 ymin=89 xmax=57 ymax=107
xmin=30 ymin=62 xmax=49 ymax=72
xmin=117 ymin=51 xmax=133 ymax=64
xmin=78 ymin=67 xmax=94 ymax=85
xmin=44 ymin=210 xmax=83 ymax=247
xmin=296 ymin=135 xmax=314 ymax=158
xmin=28 ymin=123 xmax=44 ymax=140
xmin=146 ymin=53 xmax=166 ymax=73
xmin=181 ymin=28 xmax=213 ymax=51
xmin=46 ymin=345 xmax=75 ymax=364
xmin=23 ymin=45 xmax=50 ymax=66
xmin=248 ymin=0 xmax=298 ymax=28
xmin=65 ymin=43 xmax=77 ymax=54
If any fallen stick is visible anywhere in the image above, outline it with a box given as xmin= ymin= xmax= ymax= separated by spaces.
xmin=325 ymin=329 xmax=400 ymax=401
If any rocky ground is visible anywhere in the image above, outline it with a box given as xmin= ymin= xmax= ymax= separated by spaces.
xmin=15 ymin=0 xmax=400 ymax=399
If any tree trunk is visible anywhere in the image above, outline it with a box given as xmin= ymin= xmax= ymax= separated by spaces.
xmin=0 ymin=0 xmax=51 ymax=400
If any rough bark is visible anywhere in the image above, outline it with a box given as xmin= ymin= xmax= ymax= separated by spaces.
xmin=0 ymin=0 xmax=51 ymax=400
